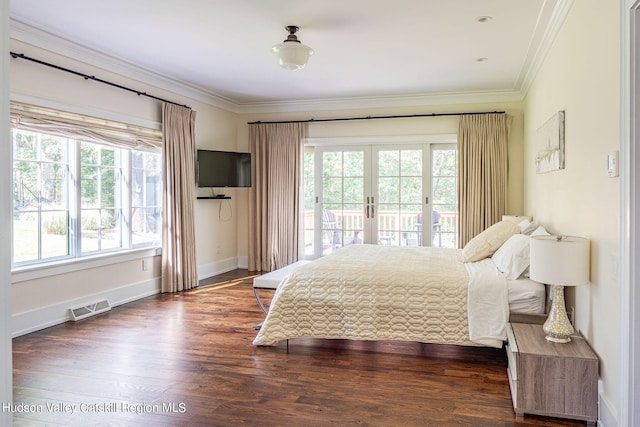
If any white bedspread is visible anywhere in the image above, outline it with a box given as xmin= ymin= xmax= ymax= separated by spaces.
xmin=253 ymin=245 xmax=508 ymax=348
xmin=465 ymin=258 xmax=509 ymax=347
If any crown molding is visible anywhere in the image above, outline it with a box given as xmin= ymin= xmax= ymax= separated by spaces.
xmin=517 ymin=0 xmax=575 ymax=98
xmin=235 ymin=89 xmax=524 ymax=114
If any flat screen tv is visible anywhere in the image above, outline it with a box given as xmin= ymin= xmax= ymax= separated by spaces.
xmin=197 ymin=150 xmax=251 ymax=188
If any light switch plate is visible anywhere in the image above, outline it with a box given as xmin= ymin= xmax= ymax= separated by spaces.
xmin=607 ymin=151 xmax=619 ymax=177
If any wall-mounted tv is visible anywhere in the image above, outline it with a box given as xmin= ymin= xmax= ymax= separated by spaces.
xmin=196 ymin=150 xmax=251 ymax=188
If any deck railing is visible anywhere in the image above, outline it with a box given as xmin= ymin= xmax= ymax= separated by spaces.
xmin=304 ymin=209 xmax=458 ymax=249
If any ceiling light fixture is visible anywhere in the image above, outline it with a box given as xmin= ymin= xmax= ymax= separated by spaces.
xmin=272 ymin=26 xmax=314 ymax=71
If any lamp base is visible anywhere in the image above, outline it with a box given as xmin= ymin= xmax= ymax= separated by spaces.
xmin=545 ymin=335 xmax=572 ymax=344
xmin=543 ymin=285 xmax=574 ymax=343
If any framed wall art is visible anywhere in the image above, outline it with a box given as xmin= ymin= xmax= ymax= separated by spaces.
xmin=535 ymin=111 xmax=565 ymax=174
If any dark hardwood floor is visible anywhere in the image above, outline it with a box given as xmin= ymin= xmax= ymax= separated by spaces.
xmin=12 ymin=270 xmax=587 ymax=426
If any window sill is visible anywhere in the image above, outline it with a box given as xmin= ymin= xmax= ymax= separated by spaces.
xmin=11 ymin=247 xmax=162 ymax=284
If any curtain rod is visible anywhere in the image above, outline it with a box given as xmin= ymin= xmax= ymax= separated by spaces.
xmin=10 ymin=52 xmax=191 ymax=110
xmin=248 ymin=110 xmax=505 ymax=125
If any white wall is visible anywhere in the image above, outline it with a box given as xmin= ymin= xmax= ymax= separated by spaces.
xmin=9 ymin=40 xmax=241 ymax=335
xmin=523 ymin=1 xmax=620 ymax=422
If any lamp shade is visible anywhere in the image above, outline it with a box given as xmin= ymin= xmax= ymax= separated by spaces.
xmin=272 ymin=41 xmax=313 ymax=70
xmin=272 ymin=25 xmax=313 ymax=70
xmin=529 ymin=235 xmax=590 ymax=286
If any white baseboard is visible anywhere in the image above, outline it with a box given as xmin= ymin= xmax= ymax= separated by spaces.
xmin=598 ymin=379 xmax=617 ymax=427
xmin=12 ymin=258 xmax=249 ymax=337
xmin=197 ymin=257 xmax=240 ymax=280
xmin=237 ymin=256 xmax=248 ymax=269
xmin=11 ymin=278 xmax=161 ymax=337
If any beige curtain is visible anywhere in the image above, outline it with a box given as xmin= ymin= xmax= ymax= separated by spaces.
xmin=161 ymin=103 xmax=198 ymax=292
xmin=248 ymin=122 xmax=307 ymax=272
xmin=458 ymin=113 xmax=511 ymax=247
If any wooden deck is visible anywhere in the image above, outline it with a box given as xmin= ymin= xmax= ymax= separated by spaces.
xmin=12 ymin=270 xmax=586 ymax=426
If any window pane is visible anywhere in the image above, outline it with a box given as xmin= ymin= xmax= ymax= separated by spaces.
xmin=400 ymin=150 xmax=421 ymax=176
xmin=400 ymin=177 xmax=421 ymax=203
xmin=343 ymin=152 xmax=363 ymax=177
xmin=41 ymin=135 xmax=66 ymax=162
xmin=132 ymin=168 xmax=161 ymax=207
xmin=433 ymin=149 xmax=457 ymax=176
xmin=432 ymin=147 xmax=458 ymax=249
xmin=100 ymin=209 xmax=121 ymax=250
xmin=323 ymin=177 xmax=343 ymax=204
xmin=131 ymin=150 xmax=162 ymax=249
xmin=100 ymin=147 xmax=116 ymax=166
xmin=132 ymin=151 xmax=144 ymax=169
xmin=81 ymin=143 xmax=98 ymax=165
xmin=81 ymin=166 xmax=99 ymax=207
xmin=302 ymin=151 xmax=314 ymax=210
xmin=41 ymin=163 xmax=67 ymax=210
xmin=41 ymin=211 xmax=69 ymax=258
xmin=13 ymin=131 xmax=37 ymax=160
xmin=13 ymin=130 xmax=71 ymax=265
xmin=302 ymin=151 xmax=315 ymax=256
xmin=343 ymin=177 xmax=363 ymax=203
xmin=132 ymin=208 xmax=161 ymax=246
xmin=378 ymin=177 xmax=399 ymax=203
xmin=132 ymin=168 xmax=144 ymax=206
xmin=100 ymin=167 xmax=118 ymax=207
xmin=322 ymin=152 xmax=342 ymax=177
xmin=13 ymin=212 xmax=38 ymax=263
xmin=13 ymin=161 xmax=39 ymax=209
xmin=433 ymin=177 xmax=456 ymax=204
xmin=81 ymin=209 xmax=100 ymax=253
xmin=378 ymin=150 xmax=399 ymax=176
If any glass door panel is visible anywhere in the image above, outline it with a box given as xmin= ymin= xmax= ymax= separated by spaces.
xmin=375 ymin=148 xmax=425 ymax=247
xmin=302 ymin=149 xmax=316 ymax=256
xmin=317 ymin=148 xmax=368 ymax=256
xmin=431 ymin=146 xmax=458 ymax=248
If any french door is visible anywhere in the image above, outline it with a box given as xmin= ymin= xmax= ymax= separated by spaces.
xmin=302 ymin=143 xmax=457 ymax=258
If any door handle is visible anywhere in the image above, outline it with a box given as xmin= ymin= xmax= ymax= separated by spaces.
xmin=366 ymin=205 xmax=370 ymax=219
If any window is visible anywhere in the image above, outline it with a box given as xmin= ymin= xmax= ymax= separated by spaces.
xmin=13 ymin=130 xmax=70 ymax=263
xmin=11 ymin=104 xmax=162 ymax=268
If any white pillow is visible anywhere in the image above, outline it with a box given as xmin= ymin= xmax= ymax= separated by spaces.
xmin=492 ymin=234 xmax=530 ymax=280
xmin=517 ymin=219 xmax=532 ymax=232
xmin=521 ymin=222 xmax=540 ymax=235
xmin=462 ymin=220 xmax=521 ymax=263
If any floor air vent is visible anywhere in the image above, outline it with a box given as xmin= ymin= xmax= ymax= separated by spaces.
xmin=70 ymin=300 xmax=111 ymax=321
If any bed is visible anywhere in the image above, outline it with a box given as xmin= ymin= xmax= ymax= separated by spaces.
xmin=254 ymin=220 xmax=548 ymax=349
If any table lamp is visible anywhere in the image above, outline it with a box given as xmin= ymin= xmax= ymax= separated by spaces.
xmin=529 ymin=235 xmax=590 ymax=343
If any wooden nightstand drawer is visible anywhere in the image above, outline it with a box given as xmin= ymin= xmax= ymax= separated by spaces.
xmin=508 ymin=323 xmax=598 ymax=425
xmin=505 ymin=324 xmax=518 ymax=381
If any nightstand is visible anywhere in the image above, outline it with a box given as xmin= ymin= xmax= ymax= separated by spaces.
xmin=506 ymin=323 xmax=598 ymax=424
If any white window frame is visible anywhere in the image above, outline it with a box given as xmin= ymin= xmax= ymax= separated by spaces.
xmin=302 ymin=134 xmax=457 ymax=258
xmin=12 ymin=131 xmax=162 ymax=270
xmin=10 ymin=100 xmax=163 ymax=274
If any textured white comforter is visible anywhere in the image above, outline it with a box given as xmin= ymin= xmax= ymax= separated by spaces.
xmin=253 ymin=244 xmax=507 ymax=348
